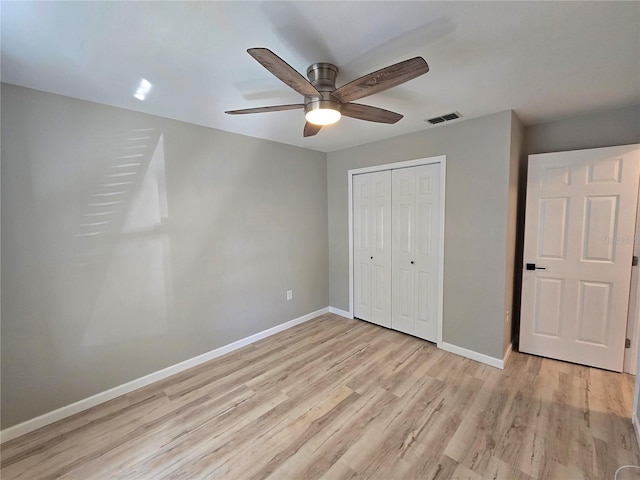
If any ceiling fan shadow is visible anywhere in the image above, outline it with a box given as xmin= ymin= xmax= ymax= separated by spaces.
xmin=370 ymin=88 xmax=418 ymax=104
xmin=232 ymin=78 xmax=297 ymax=101
xmin=340 ymin=17 xmax=456 ymax=80
xmin=242 ymin=89 xmax=294 ymax=102
xmin=260 ymin=1 xmax=335 ymax=65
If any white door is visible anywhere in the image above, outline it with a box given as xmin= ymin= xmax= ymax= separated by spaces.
xmin=520 ymin=145 xmax=640 ymax=371
xmin=353 ymin=171 xmax=392 ymax=327
xmin=392 ymin=164 xmax=441 ymax=342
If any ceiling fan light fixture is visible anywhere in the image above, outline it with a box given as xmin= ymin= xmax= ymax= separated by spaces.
xmin=305 ymin=99 xmax=342 ymax=126
xmin=305 ymin=108 xmax=341 ymax=126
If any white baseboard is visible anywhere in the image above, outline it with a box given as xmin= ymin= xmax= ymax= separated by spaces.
xmin=329 ymin=307 xmax=353 ymax=319
xmin=0 ymin=307 xmax=329 ymax=444
xmin=439 ymin=341 xmax=506 ymax=369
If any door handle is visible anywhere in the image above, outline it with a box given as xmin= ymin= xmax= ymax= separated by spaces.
xmin=411 ymin=261 xmax=415 ymax=264
xmin=526 ymin=263 xmax=546 ymax=271
xmin=370 ymin=256 xmax=373 ymax=260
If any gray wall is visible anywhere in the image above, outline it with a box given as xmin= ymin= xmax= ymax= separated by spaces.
xmin=1 ymin=84 xmax=329 ymax=429
xmin=525 ymin=104 xmax=640 ymax=155
xmin=328 ymin=111 xmax=513 ymax=360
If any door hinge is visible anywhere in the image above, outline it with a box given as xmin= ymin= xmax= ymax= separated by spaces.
xmin=633 ymin=256 xmax=638 ymax=266
xmin=626 ymin=338 xmax=631 ymax=348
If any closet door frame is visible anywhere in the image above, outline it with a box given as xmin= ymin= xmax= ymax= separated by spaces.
xmin=347 ymin=155 xmax=446 ymax=346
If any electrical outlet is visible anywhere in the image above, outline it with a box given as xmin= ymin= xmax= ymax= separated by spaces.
xmin=286 ymin=289 xmax=293 ymax=301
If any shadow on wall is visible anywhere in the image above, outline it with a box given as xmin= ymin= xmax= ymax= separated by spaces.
xmin=27 ymin=127 xmax=177 ymax=369
xmin=1 ymin=122 xmax=180 ymax=427
xmin=75 ymin=129 xmax=171 ymax=349
xmin=26 ymin=122 xmax=296 ymax=372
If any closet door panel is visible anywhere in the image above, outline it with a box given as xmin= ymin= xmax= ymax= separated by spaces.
xmin=353 ymin=174 xmax=372 ymax=321
xmin=353 ymin=171 xmax=391 ymax=326
xmin=370 ymin=171 xmax=392 ymax=327
xmin=392 ymin=168 xmax=416 ymax=334
xmin=413 ymin=163 xmax=441 ymax=342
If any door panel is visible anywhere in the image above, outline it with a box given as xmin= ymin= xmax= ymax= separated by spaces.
xmin=359 ymin=263 xmax=370 ymax=304
xmin=541 ymin=165 xmax=571 ymax=186
xmin=532 ymin=277 xmax=563 ymax=337
xmin=374 ymin=265 xmax=385 ymax=310
xmin=415 ymin=271 xmax=431 ymax=337
xmin=414 ymin=164 xmax=440 ymax=342
xmin=577 ymin=280 xmax=610 ymax=345
xmin=397 ymin=204 xmax=412 ymax=253
xmin=588 ymin=159 xmax=621 ymax=183
xmin=392 ymin=168 xmax=416 ymax=334
xmin=520 ymin=145 xmax=640 ymax=371
xmin=370 ymin=171 xmax=392 ymax=327
xmin=538 ymin=197 xmax=569 ymax=259
xmin=396 ymin=267 xmax=413 ymax=328
xmin=392 ymin=164 xmax=440 ymax=342
xmin=582 ymin=196 xmax=617 ymax=262
xmin=358 ymin=205 xmax=369 ymax=249
xmin=353 ymin=174 xmax=371 ymax=321
xmin=353 ymin=171 xmax=391 ymax=327
xmin=418 ymin=203 xmax=432 ymax=256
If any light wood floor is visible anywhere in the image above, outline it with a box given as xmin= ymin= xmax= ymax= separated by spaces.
xmin=2 ymin=314 xmax=638 ymax=479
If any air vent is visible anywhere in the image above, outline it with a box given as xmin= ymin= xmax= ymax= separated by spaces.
xmin=426 ymin=112 xmax=462 ymax=125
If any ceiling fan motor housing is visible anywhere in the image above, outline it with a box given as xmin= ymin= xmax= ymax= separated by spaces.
xmin=305 ymin=63 xmax=341 ymax=115
xmin=306 ymin=63 xmax=338 ymax=90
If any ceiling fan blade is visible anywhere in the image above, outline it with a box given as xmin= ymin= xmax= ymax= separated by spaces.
xmin=248 ymin=48 xmax=321 ymax=98
xmin=341 ymin=103 xmax=403 ymax=124
xmin=225 ymin=104 xmax=304 ymax=115
xmin=303 ymin=122 xmax=322 ymax=137
xmin=332 ymin=57 xmax=429 ymax=103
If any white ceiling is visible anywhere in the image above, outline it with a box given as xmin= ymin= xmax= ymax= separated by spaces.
xmin=2 ymin=1 xmax=639 ymax=153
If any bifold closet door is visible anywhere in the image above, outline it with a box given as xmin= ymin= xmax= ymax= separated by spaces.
xmin=392 ymin=164 xmax=441 ymax=342
xmin=353 ymin=171 xmax=392 ymax=327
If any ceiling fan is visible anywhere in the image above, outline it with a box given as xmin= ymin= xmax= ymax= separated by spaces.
xmin=225 ymin=48 xmax=429 ymax=137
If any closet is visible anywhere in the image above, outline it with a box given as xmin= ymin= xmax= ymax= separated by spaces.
xmin=352 ymin=162 xmax=442 ymax=343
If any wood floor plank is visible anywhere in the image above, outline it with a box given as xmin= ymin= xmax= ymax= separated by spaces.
xmin=443 ymin=372 xmax=511 ymax=474
xmin=0 ymin=395 xmax=133 ymax=461
xmin=318 ymin=459 xmax=358 ymax=480
xmin=3 ymin=393 xmax=203 ymax=480
xmin=482 ymin=456 xmax=534 ymax=480
xmin=515 ymin=391 xmax=554 ymax=477
xmin=245 ymin=326 xmax=380 ymax=394
xmin=234 ymin=388 xmax=362 ymax=480
xmin=452 ymin=462 xmax=483 ymax=479
xmin=162 ymin=317 xmax=358 ymax=400
xmin=115 ymin=385 xmax=292 ymax=479
xmin=2 ymin=315 xmax=638 ymax=480
xmin=216 ymin=383 xmax=356 ymax=477
xmin=260 ymin=386 xmax=397 ymax=480
xmin=402 ymin=374 xmax=484 ymax=475
xmin=57 ymin=384 xmax=257 ymax=479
